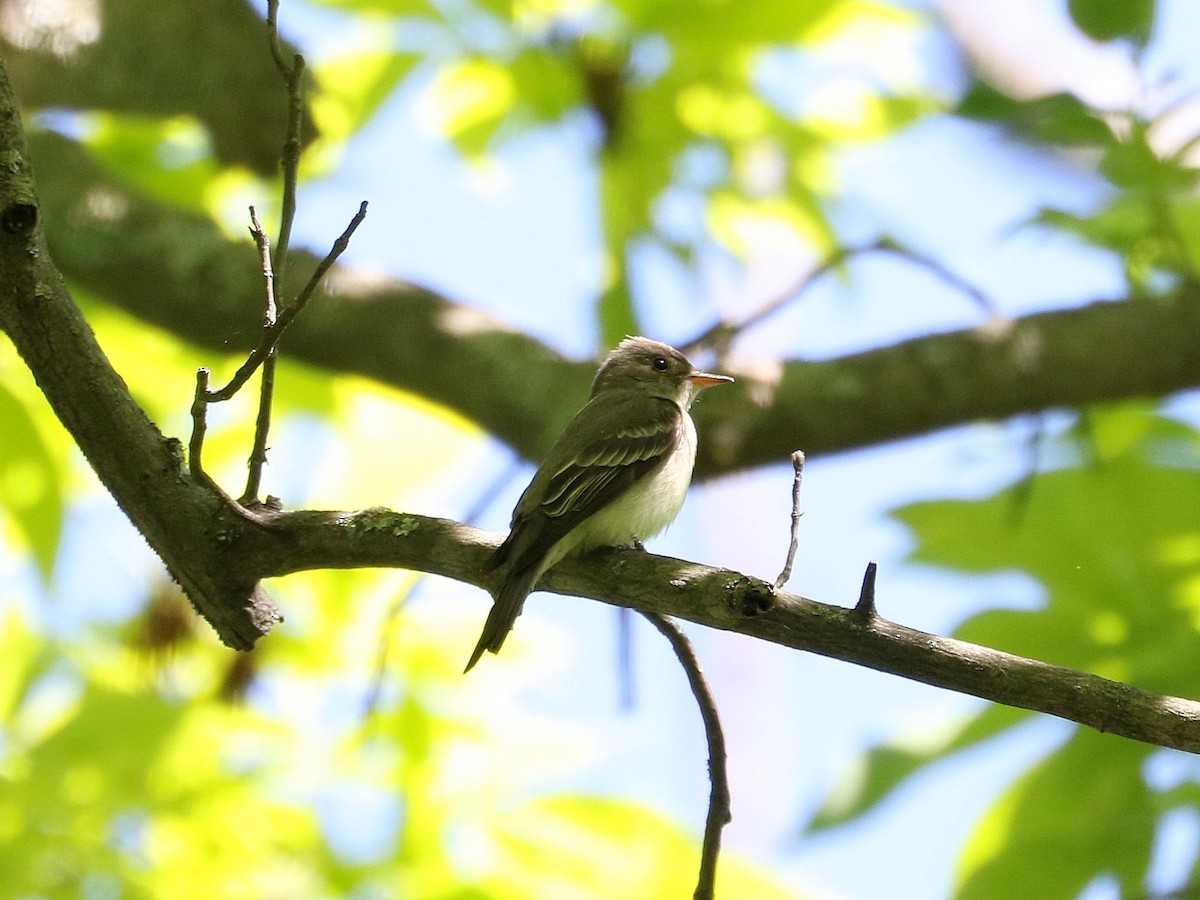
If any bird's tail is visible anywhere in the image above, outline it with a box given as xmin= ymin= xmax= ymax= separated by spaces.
xmin=463 ymin=565 xmax=539 ymax=673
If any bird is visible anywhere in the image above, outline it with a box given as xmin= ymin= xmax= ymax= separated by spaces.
xmin=464 ymin=336 xmax=733 ymax=672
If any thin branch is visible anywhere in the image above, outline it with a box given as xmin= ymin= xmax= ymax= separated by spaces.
xmin=242 ymin=207 xmax=278 ymax=504
xmin=682 ymin=237 xmax=996 ymax=358
xmin=204 ymin=201 xmax=368 ymax=402
xmin=247 ymin=206 xmax=278 ymax=323
xmin=264 ymin=0 xmax=304 ymax=290
xmin=206 ymin=3 xmax=369 ymax=409
xmin=774 ymin=450 xmax=805 ymax=590
xmin=189 ymin=367 xmax=216 ymax=489
xmin=641 ymin=612 xmax=730 ymax=900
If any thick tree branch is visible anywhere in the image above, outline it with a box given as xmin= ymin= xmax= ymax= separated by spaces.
xmin=0 ymin=56 xmax=279 ymax=649
xmin=4 ymin=47 xmax=1200 ymax=758
xmin=237 ymin=507 xmax=1200 ymax=754
xmin=2 ymin=0 xmax=314 ymax=175
xmin=25 ymin=131 xmax=1200 ymax=478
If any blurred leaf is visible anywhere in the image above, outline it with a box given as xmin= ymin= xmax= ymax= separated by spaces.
xmin=0 ymin=380 xmax=64 ymax=579
xmin=0 ymin=687 xmax=184 ymax=895
xmin=618 ymin=0 xmax=844 ymax=54
xmin=0 ymin=613 xmax=43 ymax=724
xmin=307 ymin=0 xmax=439 ymax=14
xmin=488 ymin=795 xmax=802 ymax=898
xmin=1099 ymin=122 xmax=1197 ymax=195
xmin=803 ymin=409 xmax=1200 ymax=894
xmin=1068 ymin=0 xmax=1156 ymax=47
xmin=807 ymin=705 xmax=1030 ymax=834
xmin=707 ymin=192 xmax=832 ymax=258
xmin=312 ymin=49 xmax=422 ymax=155
xmin=1034 ymin=196 xmax=1193 ymax=290
xmin=957 ymin=82 xmax=1113 ymax=147
xmin=957 ymin=732 xmax=1155 ymax=899
xmin=900 ymin=413 xmax=1200 ymax=695
xmin=3 ymin=0 xmax=315 ymax=175
xmin=82 ymin=114 xmax=224 ymax=216
xmin=423 ymin=58 xmax=518 ymax=155
xmin=510 ymin=47 xmax=588 ymax=123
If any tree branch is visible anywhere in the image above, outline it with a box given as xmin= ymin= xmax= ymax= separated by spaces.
xmin=0 ymin=54 xmax=280 ymax=650
xmin=233 ymin=507 xmax=1200 ymax=754
xmin=25 ymin=131 xmax=1200 ymax=478
xmin=4 ymin=44 xmax=1200 ymax=760
xmin=641 ymin=612 xmax=730 ymax=900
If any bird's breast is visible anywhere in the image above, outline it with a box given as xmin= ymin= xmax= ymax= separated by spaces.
xmin=562 ymin=411 xmax=698 ymax=555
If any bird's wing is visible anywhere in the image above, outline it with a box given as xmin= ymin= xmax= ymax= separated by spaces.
xmin=494 ymin=394 xmax=683 ymax=572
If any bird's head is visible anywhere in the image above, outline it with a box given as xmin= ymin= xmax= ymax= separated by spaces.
xmin=590 ymin=336 xmax=732 ymax=405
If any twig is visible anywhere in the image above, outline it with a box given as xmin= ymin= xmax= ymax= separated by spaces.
xmin=682 ymin=237 xmax=996 ymax=358
xmin=205 ymin=200 xmax=368 ymax=402
xmin=774 ymin=450 xmax=805 ymax=589
xmin=264 ymin=0 xmax=303 ymax=290
xmin=242 ymin=207 xmax=278 ymax=504
xmin=641 ymin=612 xmax=730 ymax=900
xmin=853 ymin=561 xmax=878 ymax=620
xmin=189 ymin=367 xmax=215 ymax=489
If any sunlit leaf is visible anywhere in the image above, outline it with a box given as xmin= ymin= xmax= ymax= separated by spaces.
xmin=902 ymin=417 xmax=1200 ymax=687
xmin=312 ymin=49 xmax=423 ymax=156
xmin=79 ymin=114 xmax=223 ymax=216
xmin=957 ymin=731 xmax=1155 ymax=899
xmin=307 ymin=0 xmax=439 ymax=14
xmin=0 ymin=612 xmax=43 ymax=724
xmin=802 ymin=409 xmax=1200 ymax=894
xmin=487 ymin=795 xmax=802 ymax=898
xmin=420 ymin=58 xmax=518 ymax=155
xmin=807 ymin=705 xmax=1030 ymax=834
xmin=0 ymin=381 xmax=64 ymax=579
xmin=707 ymin=192 xmax=832 ymax=258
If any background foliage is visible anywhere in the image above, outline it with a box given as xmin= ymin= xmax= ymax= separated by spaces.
xmin=1 ymin=0 xmax=1199 ymax=897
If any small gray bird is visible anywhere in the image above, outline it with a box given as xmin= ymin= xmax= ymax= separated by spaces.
xmin=465 ymin=336 xmax=733 ymax=672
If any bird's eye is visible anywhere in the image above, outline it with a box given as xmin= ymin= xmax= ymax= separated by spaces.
xmin=652 ymin=356 xmax=669 ymax=372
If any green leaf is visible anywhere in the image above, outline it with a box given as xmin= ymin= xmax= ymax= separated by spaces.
xmin=1099 ymin=123 xmax=1197 ymax=195
xmin=899 ymin=413 xmax=1200 ymax=695
xmin=618 ymin=0 xmax=844 ymax=54
xmin=807 ymin=705 xmax=1030 ymax=833
xmin=510 ymin=48 xmax=586 ymax=124
xmin=0 ymin=380 xmax=64 ymax=579
xmin=313 ymin=49 xmax=422 ymax=151
xmin=0 ymin=612 xmax=43 ymax=724
xmin=0 ymin=687 xmax=185 ymax=895
xmin=957 ymin=82 xmax=1112 ymax=147
xmin=82 ymin=113 xmax=224 ymax=215
xmin=957 ymin=731 xmax=1155 ymax=899
xmin=422 ymin=57 xmax=518 ymax=156
xmin=306 ymin=0 xmax=439 ymax=14
xmin=5 ymin=0 xmax=314 ymax=175
xmin=1068 ymin=0 xmax=1156 ymax=47
xmin=487 ymin=795 xmax=799 ymax=899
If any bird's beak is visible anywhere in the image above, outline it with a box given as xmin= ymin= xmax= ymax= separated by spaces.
xmin=687 ymin=371 xmax=734 ymax=390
